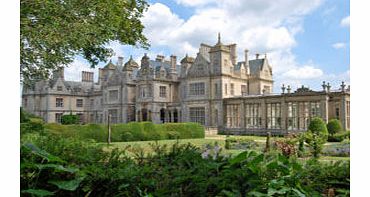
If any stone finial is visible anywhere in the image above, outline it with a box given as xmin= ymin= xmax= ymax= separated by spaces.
xmin=322 ymin=81 xmax=327 ymax=92
xmin=218 ymin=32 xmax=221 ymax=43
xmin=340 ymin=81 xmax=346 ymax=92
xmin=265 ymin=53 xmax=267 ymax=59
xmin=287 ymin=85 xmax=291 ymax=94
xmin=281 ymin=84 xmax=286 ymax=94
xmin=256 ymin=53 xmax=260 ymax=59
xmin=327 ymin=82 xmax=331 ymax=92
xmin=347 ymin=85 xmax=350 ymax=91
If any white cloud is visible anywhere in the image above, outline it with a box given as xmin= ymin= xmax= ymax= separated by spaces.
xmin=175 ymin=0 xmax=214 ymax=7
xmin=64 ymin=0 xmax=331 ymax=91
xmin=332 ymin=42 xmax=346 ymax=49
xmin=282 ymin=66 xmax=323 ymax=79
xmin=64 ymin=59 xmax=99 ymax=82
xmin=341 ymin=16 xmax=350 ymax=27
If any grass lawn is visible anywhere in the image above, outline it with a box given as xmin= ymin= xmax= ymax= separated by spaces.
xmin=100 ymin=135 xmax=277 ymax=155
xmin=102 ymin=138 xmax=227 ymax=155
xmin=99 ymin=135 xmax=349 ymax=162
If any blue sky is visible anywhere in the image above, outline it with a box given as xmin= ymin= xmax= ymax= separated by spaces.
xmin=65 ymin=0 xmax=350 ymax=93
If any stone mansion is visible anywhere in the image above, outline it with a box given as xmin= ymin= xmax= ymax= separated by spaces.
xmin=22 ymin=35 xmax=350 ymax=134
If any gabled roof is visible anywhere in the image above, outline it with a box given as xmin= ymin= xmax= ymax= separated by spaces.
xmin=249 ymin=59 xmax=265 ymax=75
xmin=149 ymin=60 xmax=181 ymax=73
xmin=123 ymin=56 xmax=139 ymax=71
xmin=104 ymin=60 xmax=116 ymax=69
xmin=180 ymin=54 xmax=195 ymax=64
xmin=198 ymin=52 xmax=210 ymax=63
xmin=235 ymin=62 xmax=244 ymax=71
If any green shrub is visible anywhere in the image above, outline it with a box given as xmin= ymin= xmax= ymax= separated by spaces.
xmin=20 ymin=107 xmax=30 ymax=123
xmin=167 ymin=131 xmax=180 ymax=139
xmin=61 ymin=114 xmax=79 ymax=125
xmin=121 ymin=132 xmax=134 ymax=142
xmin=20 ymin=118 xmax=45 ymax=135
xmin=306 ymin=117 xmax=328 ymax=158
xmin=328 ymin=131 xmax=350 ymax=142
xmin=327 ymin=119 xmax=343 ymax=136
xmin=21 ymin=133 xmax=350 ymax=196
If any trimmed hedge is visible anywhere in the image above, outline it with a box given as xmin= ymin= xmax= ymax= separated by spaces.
xmin=328 ymin=131 xmax=350 ymax=142
xmin=44 ymin=122 xmax=204 ymax=142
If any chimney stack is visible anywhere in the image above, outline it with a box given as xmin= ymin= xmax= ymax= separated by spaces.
xmin=82 ymin=71 xmax=94 ymax=82
xmin=229 ymin=44 xmax=237 ymax=65
xmin=155 ymin=55 xmax=165 ymax=62
xmin=117 ymin=56 xmax=124 ymax=67
xmin=244 ymin=49 xmax=249 ymax=66
xmin=170 ymin=55 xmax=177 ymax=71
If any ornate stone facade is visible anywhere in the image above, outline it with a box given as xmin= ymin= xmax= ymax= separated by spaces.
xmin=22 ymin=35 xmax=350 ymax=134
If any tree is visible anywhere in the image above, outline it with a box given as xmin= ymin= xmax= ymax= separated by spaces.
xmin=21 ymin=0 xmax=149 ymax=86
xmin=327 ymin=119 xmax=343 ymax=136
xmin=305 ymin=117 xmax=328 ymax=158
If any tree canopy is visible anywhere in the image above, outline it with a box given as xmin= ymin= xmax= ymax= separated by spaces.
xmin=21 ymin=0 xmax=149 ymax=86
xmin=327 ymin=119 xmax=343 ymax=135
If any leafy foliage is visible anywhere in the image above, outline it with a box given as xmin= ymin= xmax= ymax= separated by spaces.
xmin=21 ymin=133 xmax=350 ymax=196
xmin=20 ymin=0 xmax=149 ymax=86
xmin=306 ymin=117 xmax=328 ymax=158
xmin=327 ymin=119 xmax=343 ymax=136
xmin=328 ymin=131 xmax=350 ymax=142
xmin=43 ymin=122 xmax=205 ymax=142
xmin=61 ymin=114 xmax=79 ymax=125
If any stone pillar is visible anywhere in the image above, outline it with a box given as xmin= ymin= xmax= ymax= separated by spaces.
xmin=321 ymin=95 xmax=329 ymax=123
xmin=240 ymin=102 xmax=245 ymax=128
xmin=171 ymin=110 xmax=174 ymax=122
xmin=261 ymin=99 xmax=267 ymax=131
xmin=165 ymin=110 xmax=169 ymax=123
xmin=281 ymin=97 xmax=287 ymax=132
xmin=136 ymin=111 xmax=140 ymax=122
xmin=341 ymin=95 xmax=347 ymax=130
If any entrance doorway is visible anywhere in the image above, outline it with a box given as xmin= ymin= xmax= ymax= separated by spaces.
xmin=160 ymin=108 xmax=165 ymax=123
xmin=142 ymin=108 xmax=148 ymax=121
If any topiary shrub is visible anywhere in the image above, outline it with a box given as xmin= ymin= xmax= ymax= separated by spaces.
xmin=306 ymin=117 xmax=328 ymax=158
xmin=61 ymin=114 xmax=79 ymax=125
xmin=327 ymin=119 xmax=342 ymax=136
xmin=328 ymin=131 xmax=350 ymax=142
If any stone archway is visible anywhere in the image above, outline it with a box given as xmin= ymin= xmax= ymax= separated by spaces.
xmin=160 ymin=108 xmax=165 ymax=123
xmin=142 ymin=108 xmax=148 ymax=121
